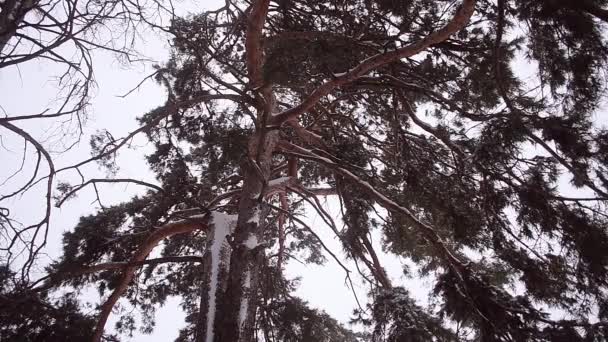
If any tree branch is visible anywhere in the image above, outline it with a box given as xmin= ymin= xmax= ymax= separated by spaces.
xmin=245 ymin=0 xmax=270 ymax=88
xmin=278 ymin=141 xmax=467 ymax=274
xmin=55 ymin=94 xmax=247 ymax=175
xmin=32 ymin=255 xmax=204 ymax=292
xmin=91 ymin=214 xmax=210 ymax=342
xmin=270 ymin=0 xmax=477 ymax=125
xmin=0 ymin=121 xmax=55 ymax=277
xmin=56 ymin=178 xmax=164 ymax=208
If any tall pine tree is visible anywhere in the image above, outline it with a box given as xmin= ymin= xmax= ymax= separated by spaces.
xmin=3 ymin=0 xmax=608 ymax=341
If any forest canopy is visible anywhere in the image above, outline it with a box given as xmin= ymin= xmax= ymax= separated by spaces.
xmin=2 ymin=0 xmax=608 ymax=341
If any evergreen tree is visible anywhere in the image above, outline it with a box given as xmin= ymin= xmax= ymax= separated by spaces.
xmin=3 ymin=0 xmax=608 ymax=341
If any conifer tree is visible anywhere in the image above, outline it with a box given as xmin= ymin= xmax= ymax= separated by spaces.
xmin=3 ymin=0 xmax=608 ymax=341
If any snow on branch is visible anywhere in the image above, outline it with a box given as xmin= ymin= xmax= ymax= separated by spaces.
xmin=243 ymin=234 xmax=260 ymax=250
xmin=238 ymin=270 xmax=252 ymax=334
xmin=263 ymin=176 xmax=297 ymax=197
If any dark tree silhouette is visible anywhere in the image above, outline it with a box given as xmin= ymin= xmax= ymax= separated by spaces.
xmin=2 ymin=0 xmax=608 ymax=341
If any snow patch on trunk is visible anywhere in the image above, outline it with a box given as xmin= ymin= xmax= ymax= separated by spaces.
xmin=247 ymin=208 xmax=261 ymax=224
xmin=205 ymin=211 xmax=237 ymax=342
xmin=243 ymin=234 xmax=259 ymax=249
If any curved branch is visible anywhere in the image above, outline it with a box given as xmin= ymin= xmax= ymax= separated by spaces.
xmin=270 ymin=0 xmax=477 ymax=125
xmin=0 ymin=121 xmax=55 ymax=276
xmin=31 ymin=255 xmax=204 ymax=292
xmin=91 ymin=214 xmax=210 ymax=342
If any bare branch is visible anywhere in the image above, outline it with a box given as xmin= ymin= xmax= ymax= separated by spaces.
xmin=0 ymin=121 xmax=55 ymax=278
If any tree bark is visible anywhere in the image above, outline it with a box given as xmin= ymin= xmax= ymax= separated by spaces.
xmin=0 ymin=0 xmax=36 ymax=54
xmin=196 ymin=212 xmax=237 ymax=342
xmin=213 ymin=129 xmax=279 ymax=342
xmin=197 ymin=109 xmax=279 ymax=342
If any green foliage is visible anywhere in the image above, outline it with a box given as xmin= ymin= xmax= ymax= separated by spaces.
xmin=0 ymin=267 xmax=99 ymax=341
xmin=361 ymin=287 xmax=458 ymax=341
xmin=265 ymin=297 xmax=361 ymax=342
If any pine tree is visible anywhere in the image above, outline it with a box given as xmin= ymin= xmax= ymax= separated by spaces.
xmin=3 ymin=0 xmax=608 ymax=341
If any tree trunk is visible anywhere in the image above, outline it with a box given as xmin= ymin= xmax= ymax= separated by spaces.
xmin=197 ymin=126 xmax=278 ymax=341
xmin=197 ymin=0 xmax=276 ymax=337
xmin=195 ymin=212 xmax=237 ymax=342
xmin=218 ymin=129 xmax=278 ymax=341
